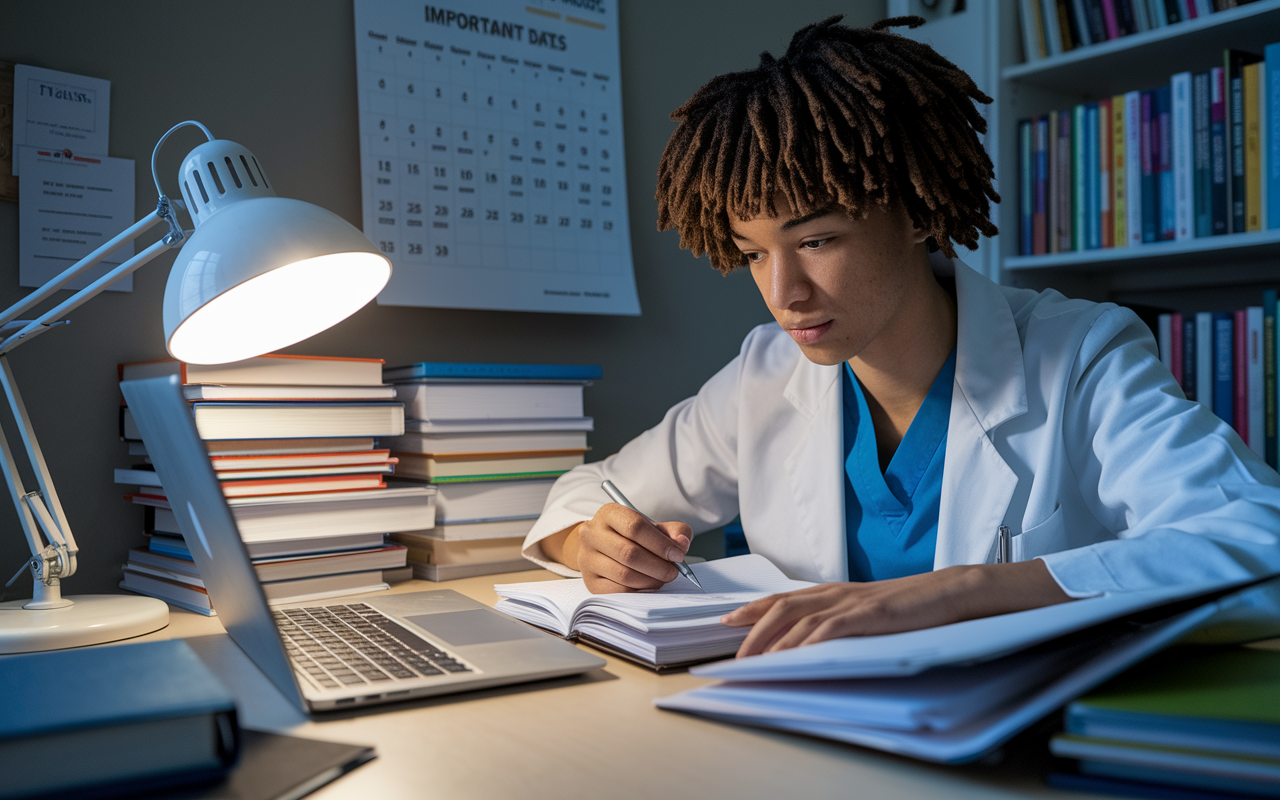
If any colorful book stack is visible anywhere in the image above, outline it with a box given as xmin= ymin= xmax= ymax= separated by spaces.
xmin=1155 ymin=293 xmax=1280 ymax=467
xmin=115 ymin=354 xmax=435 ymax=615
xmin=1048 ymin=646 xmax=1280 ymax=799
xmin=381 ymin=361 xmax=599 ymax=581
xmin=1018 ymin=0 xmax=1255 ymax=62
xmin=1018 ymin=43 xmax=1280 ymax=256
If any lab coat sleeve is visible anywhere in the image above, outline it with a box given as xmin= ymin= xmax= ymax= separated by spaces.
xmin=520 ymin=328 xmax=751 ymax=576
xmin=1039 ymin=306 xmax=1280 ymax=596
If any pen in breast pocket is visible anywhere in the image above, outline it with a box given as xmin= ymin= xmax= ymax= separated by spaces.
xmin=997 ymin=525 xmax=1012 ymax=564
xmin=601 ymin=480 xmax=704 ymax=591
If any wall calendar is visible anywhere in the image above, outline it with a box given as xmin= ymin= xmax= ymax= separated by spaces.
xmin=354 ymin=0 xmax=640 ymax=315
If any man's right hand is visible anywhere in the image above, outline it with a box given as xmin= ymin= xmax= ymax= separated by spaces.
xmin=541 ymin=504 xmax=692 ymax=593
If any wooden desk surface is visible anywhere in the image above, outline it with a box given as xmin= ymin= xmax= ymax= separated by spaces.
xmin=135 ymin=572 xmax=1097 ymax=800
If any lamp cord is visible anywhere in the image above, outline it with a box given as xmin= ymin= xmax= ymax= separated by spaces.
xmin=150 ymin=120 xmax=215 ymax=198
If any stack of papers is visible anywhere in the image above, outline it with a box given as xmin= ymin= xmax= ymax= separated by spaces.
xmin=655 ymin=575 xmax=1280 ymax=763
xmin=495 ymin=555 xmax=814 ymax=668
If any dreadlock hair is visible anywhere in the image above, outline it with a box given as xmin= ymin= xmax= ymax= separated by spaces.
xmin=655 ymin=15 xmax=999 ymax=274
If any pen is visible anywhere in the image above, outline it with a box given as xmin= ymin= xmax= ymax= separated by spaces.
xmin=996 ymin=525 xmax=1011 ymax=564
xmin=601 ymin=480 xmax=704 ymax=591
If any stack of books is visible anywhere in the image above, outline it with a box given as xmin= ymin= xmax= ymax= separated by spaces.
xmin=1018 ymin=0 xmax=1250 ymax=63
xmin=1049 ymin=646 xmax=1280 ymax=798
xmin=116 ymin=354 xmax=436 ymax=615
xmin=1017 ymin=44 xmax=1279 ymax=256
xmin=381 ymin=361 xmax=599 ymax=581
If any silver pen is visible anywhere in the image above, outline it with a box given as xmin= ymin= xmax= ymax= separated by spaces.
xmin=601 ymin=480 xmax=703 ymax=591
xmin=996 ymin=525 xmax=1012 ymax=564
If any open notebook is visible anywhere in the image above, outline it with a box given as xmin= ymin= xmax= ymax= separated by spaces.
xmin=493 ymin=555 xmax=813 ymax=670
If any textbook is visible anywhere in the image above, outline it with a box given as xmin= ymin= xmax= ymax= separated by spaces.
xmin=190 ymin=401 xmax=405 ymax=440
xmin=394 ymin=382 xmax=585 ymax=421
xmin=0 ymin=639 xmax=238 ymax=798
xmin=494 ymin=555 xmax=815 ymax=670
xmin=120 ymin=354 xmax=385 ymax=386
xmin=384 ymin=361 xmax=602 ymax=382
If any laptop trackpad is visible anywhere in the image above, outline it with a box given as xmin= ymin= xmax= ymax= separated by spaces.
xmin=405 ymin=609 xmax=544 ymax=646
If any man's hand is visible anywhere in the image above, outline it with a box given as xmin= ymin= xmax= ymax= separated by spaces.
xmin=541 ymin=504 xmax=692 ymax=593
xmin=721 ymin=560 xmax=1072 ymax=657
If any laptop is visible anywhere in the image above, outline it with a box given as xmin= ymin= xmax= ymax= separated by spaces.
xmin=120 ymin=375 xmax=605 ymax=712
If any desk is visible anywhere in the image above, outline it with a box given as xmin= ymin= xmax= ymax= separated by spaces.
xmin=131 ymin=571 xmax=1096 ymax=800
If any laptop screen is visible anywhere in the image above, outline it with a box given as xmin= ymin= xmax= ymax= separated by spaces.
xmin=120 ymin=375 xmax=304 ymax=707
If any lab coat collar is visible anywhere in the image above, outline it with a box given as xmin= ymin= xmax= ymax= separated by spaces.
xmin=778 ymin=255 xmax=1027 ymax=577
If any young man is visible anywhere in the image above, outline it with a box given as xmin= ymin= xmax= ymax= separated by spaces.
xmin=521 ymin=17 xmax=1280 ymax=657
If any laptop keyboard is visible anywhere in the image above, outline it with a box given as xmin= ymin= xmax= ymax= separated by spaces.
xmin=273 ymin=603 xmax=473 ymax=690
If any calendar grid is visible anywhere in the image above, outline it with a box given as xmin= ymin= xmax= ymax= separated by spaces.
xmin=355 ymin=0 xmax=639 ymax=314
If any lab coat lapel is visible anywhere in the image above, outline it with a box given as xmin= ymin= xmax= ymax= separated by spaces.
xmin=782 ymin=356 xmax=847 ymax=583
xmin=935 ymin=259 xmax=1027 ymax=568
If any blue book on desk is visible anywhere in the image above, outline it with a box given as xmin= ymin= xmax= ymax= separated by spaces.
xmin=0 ymin=639 xmax=239 ymax=799
xmin=384 ymin=362 xmax=602 ymax=383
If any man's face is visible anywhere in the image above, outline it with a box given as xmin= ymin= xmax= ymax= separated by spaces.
xmin=729 ymin=197 xmax=932 ymax=367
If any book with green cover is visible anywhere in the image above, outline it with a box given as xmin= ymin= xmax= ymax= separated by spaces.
xmin=1066 ymin=647 xmax=1280 ymax=758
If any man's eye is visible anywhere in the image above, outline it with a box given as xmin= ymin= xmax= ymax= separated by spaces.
xmin=802 ymin=238 xmax=830 ymax=249
xmin=745 ymin=252 xmax=765 ymax=263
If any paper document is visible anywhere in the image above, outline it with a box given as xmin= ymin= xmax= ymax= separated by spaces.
xmin=11 ymin=65 xmax=110 ymax=176
xmin=18 ymin=147 xmax=135 ymax=291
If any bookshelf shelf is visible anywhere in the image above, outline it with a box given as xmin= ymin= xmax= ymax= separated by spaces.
xmin=1003 ymin=1 xmax=1280 ymax=96
xmin=1004 ymin=229 xmax=1280 ymax=272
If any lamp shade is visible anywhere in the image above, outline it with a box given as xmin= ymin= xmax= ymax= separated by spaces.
xmin=163 ymin=139 xmax=391 ymax=364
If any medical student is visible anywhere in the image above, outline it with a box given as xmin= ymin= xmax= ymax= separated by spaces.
xmin=521 ymin=16 xmax=1280 ymax=657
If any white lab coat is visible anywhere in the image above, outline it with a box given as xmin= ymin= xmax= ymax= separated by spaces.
xmin=522 ymin=257 xmax=1280 ymax=597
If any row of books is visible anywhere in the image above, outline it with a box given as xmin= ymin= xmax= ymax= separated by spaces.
xmin=115 ymin=354 xmax=435 ymax=614
xmin=1048 ymin=646 xmax=1280 ymax=797
xmin=1018 ymin=0 xmax=1255 ymax=62
xmin=380 ymin=361 xmax=599 ymax=581
xmin=1156 ymin=305 xmax=1268 ymax=461
xmin=1016 ymin=45 xmax=1277 ymax=257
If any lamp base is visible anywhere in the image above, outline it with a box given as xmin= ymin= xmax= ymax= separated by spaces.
xmin=0 ymin=594 xmax=170 ymax=654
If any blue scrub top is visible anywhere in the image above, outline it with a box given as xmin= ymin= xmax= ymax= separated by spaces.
xmin=842 ymin=349 xmax=955 ymax=582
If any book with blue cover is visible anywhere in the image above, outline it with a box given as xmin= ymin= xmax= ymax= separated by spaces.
xmin=1156 ymin=85 xmax=1176 ymax=241
xmin=1212 ymin=312 xmax=1234 ymax=428
xmin=0 ymin=639 xmax=238 ymax=798
xmin=384 ymin=362 xmax=602 ymax=383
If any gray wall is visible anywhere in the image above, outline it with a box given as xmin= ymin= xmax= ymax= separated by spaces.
xmin=0 ymin=0 xmax=885 ymax=597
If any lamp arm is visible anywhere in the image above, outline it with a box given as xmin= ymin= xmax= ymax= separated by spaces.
xmin=0 ymin=197 xmax=185 ymax=596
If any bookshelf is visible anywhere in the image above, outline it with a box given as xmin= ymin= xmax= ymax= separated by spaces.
xmin=990 ymin=0 xmax=1280 ymax=305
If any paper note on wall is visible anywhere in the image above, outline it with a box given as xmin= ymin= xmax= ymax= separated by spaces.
xmin=11 ymin=65 xmax=110 ymax=176
xmin=18 ymin=146 xmax=135 ymax=292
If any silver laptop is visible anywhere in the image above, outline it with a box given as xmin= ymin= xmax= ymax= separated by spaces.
xmin=120 ymin=375 xmax=604 ymax=712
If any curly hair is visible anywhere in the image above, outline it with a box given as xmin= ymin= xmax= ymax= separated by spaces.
xmin=655 ymin=15 xmax=999 ymax=274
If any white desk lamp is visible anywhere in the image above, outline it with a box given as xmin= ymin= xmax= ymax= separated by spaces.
xmin=0 ymin=121 xmax=392 ymax=653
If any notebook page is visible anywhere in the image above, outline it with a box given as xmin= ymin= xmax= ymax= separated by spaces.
xmin=495 ymin=554 xmax=814 ymax=630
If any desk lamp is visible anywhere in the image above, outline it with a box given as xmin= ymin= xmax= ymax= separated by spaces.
xmin=0 ymin=121 xmax=392 ymax=653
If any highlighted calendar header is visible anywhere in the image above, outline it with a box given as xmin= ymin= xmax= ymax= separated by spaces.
xmin=423 ymin=5 xmax=571 ymax=50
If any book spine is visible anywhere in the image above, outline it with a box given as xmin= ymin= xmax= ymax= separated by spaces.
xmin=1157 ymin=313 xmax=1173 ymax=370
xmin=1182 ymin=0 xmax=1196 ymax=18
xmin=1072 ymin=0 xmax=1095 ymax=45
xmin=1058 ymin=0 xmax=1081 ymax=50
xmin=1230 ymin=53 xmax=1250 ymax=234
xmin=1183 ymin=316 xmax=1197 ymax=401
xmin=1166 ymin=0 xmax=1184 ymax=23
xmin=1060 ymin=110 xmax=1076 ymax=251
xmin=1172 ymin=73 xmax=1194 ymax=240
xmin=1235 ymin=308 xmax=1248 ymax=441
xmin=1150 ymin=0 xmax=1169 ymax=26
xmin=1100 ymin=0 xmax=1121 ymax=39
xmin=1118 ymin=0 xmax=1139 ymax=34
xmin=1246 ymin=63 xmax=1262 ymax=232
xmin=1085 ymin=0 xmax=1109 ymax=42
xmin=1132 ymin=0 xmax=1152 ymax=31
xmin=1157 ymin=85 xmax=1176 ymax=240
xmin=1041 ymin=0 xmax=1064 ymax=55
xmin=1100 ymin=98 xmax=1114 ymax=247
xmin=1021 ymin=119 xmax=1034 ymax=255
xmin=1170 ymin=312 xmax=1184 ymax=388
xmin=1269 ymin=45 xmax=1280 ymax=230
xmin=1260 ymin=54 xmax=1269 ymax=230
xmin=1035 ymin=116 xmax=1050 ymax=254
xmin=1141 ymin=90 xmax=1158 ymax=243
xmin=1074 ymin=105 xmax=1087 ymax=250
xmin=1210 ymin=67 xmax=1229 ymax=235
xmin=1049 ymin=110 xmax=1061 ymax=252
xmin=1193 ymin=71 xmax=1213 ymax=237
xmin=1020 ymin=0 xmax=1046 ymax=60
xmin=1214 ymin=312 xmax=1234 ymax=427
xmin=1113 ymin=95 xmax=1128 ymax=247
xmin=1126 ymin=91 xmax=1144 ymax=245
xmin=1087 ymin=103 xmax=1101 ymax=249
xmin=1197 ymin=312 xmax=1214 ymax=413
xmin=1248 ymin=306 xmax=1266 ymax=457
xmin=1266 ymin=290 xmax=1278 ymax=467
